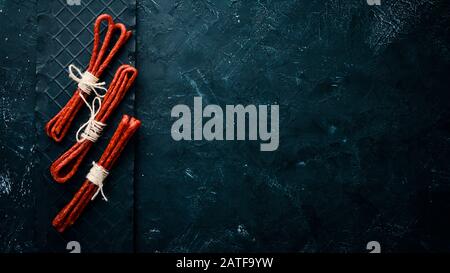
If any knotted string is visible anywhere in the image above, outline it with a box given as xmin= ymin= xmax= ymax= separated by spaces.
xmin=86 ymin=161 xmax=109 ymax=201
xmin=68 ymin=64 xmax=107 ymax=143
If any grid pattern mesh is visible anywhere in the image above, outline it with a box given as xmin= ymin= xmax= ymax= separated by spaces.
xmin=35 ymin=0 xmax=136 ymax=252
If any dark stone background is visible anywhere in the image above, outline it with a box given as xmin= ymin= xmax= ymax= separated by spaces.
xmin=1 ymin=0 xmax=450 ymax=252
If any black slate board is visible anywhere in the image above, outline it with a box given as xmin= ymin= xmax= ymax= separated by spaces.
xmin=35 ymin=0 xmax=136 ymax=252
xmin=2 ymin=0 xmax=450 ymax=253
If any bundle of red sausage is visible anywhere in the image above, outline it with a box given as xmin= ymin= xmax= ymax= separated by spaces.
xmin=53 ymin=115 xmax=141 ymax=233
xmin=50 ymin=65 xmax=138 ymax=183
xmin=46 ymin=14 xmax=132 ymax=142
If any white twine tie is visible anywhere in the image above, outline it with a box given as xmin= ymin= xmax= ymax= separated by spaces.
xmin=68 ymin=64 xmax=107 ymax=97
xmin=76 ymin=96 xmax=106 ymax=143
xmin=86 ymin=161 xmax=109 ymax=201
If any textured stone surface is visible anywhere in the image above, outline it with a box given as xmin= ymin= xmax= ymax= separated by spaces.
xmin=135 ymin=0 xmax=450 ymax=252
